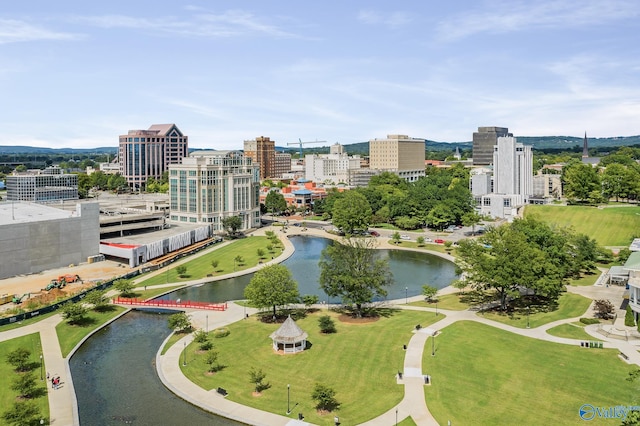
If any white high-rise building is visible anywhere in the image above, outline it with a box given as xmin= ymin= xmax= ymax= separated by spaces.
xmin=493 ymin=136 xmax=533 ymax=197
xmin=169 ymin=151 xmax=260 ymax=232
xmin=304 ymin=144 xmax=361 ymax=184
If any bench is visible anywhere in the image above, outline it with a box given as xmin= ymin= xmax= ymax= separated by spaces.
xmin=620 ymin=352 xmax=630 ymax=361
xmin=217 ymin=387 xmax=228 ymax=397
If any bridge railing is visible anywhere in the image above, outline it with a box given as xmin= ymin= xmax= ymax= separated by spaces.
xmin=112 ymin=297 xmax=227 ymax=311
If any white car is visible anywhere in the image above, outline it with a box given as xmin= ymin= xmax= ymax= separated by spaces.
xmin=400 ymin=235 xmax=411 ymax=241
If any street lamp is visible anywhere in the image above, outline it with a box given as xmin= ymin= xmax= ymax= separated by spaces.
xmin=286 ymin=384 xmax=291 ymax=415
xmin=431 ymin=333 xmax=435 ymax=357
xmin=405 ymin=287 xmax=408 ymax=304
xmin=526 ymin=306 xmax=530 ymax=329
xmin=39 ymin=354 xmax=43 ymax=380
xmin=183 ymin=341 xmax=187 ymax=366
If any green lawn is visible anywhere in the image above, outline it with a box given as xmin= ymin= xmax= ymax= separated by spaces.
xmin=0 ymin=311 xmax=58 ymax=331
xmin=137 ymin=236 xmax=283 ymax=287
xmin=385 ymin=240 xmax=454 ymax=256
xmin=409 ymin=293 xmax=469 ymax=311
xmin=568 ymin=271 xmax=601 ymax=287
xmin=523 ymin=204 xmax=640 ymax=246
xmin=0 ymin=333 xmax=49 ymax=424
xmin=424 ymin=321 xmax=636 ymax=425
xmin=546 ymin=323 xmax=601 ymax=341
xmin=480 ymin=293 xmax=592 ymax=328
xmin=179 ymin=310 xmax=441 ymax=425
xmin=56 ymin=307 xmax=127 ymax=357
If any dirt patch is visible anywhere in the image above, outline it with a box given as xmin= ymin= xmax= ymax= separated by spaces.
xmin=251 ymin=391 xmax=262 ymax=397
xmin=338 ymin=314 xmax=380 ymax=324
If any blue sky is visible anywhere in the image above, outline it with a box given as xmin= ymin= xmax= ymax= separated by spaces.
xmin=1 ymin=0 xmax=639 ymax=150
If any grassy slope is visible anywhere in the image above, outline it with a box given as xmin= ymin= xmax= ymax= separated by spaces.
xmin=424 ymin=321 xmax=636 ymax=425
xmin=546 ymin=323 xmax=601 ymax=341
xmin=180 ymin=310 xmax=440 ymax=425
xmin=55 ymin=307 xmax=126 ymax=357
xmin=524 ymin=204 xmax=640 ymax=246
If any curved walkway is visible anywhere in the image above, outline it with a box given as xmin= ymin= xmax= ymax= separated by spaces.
xmin=1 ymin=224 xmax=638 ymax=425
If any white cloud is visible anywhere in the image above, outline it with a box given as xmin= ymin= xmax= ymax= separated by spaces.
xmin=357 ymin=10 xmax=412 ymax=28
xmin=0 ymin=19 xmax=81 ymax=44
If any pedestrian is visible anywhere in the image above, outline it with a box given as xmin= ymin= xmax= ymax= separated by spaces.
xmin=46 ymin=372 xmax=50 ymax=380
xmin=51 ymin=377 xmax=55 ymax=389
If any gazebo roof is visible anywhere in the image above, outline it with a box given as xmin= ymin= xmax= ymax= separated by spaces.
xmin=269 ymin=315 xmax=308 ymax=343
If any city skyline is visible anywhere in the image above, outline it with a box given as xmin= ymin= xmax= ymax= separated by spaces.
xmin=1 ymin=0 xmax=639 ymax=150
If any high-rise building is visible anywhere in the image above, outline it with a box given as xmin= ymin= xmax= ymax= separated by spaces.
xmin=472 ymin=127 xmax=512 ymax=165
xmin=169 ymin=151 xmax=260 ymax=232
xmin=368 ymin=134 xmax=426 ymax=182
xmin=244 ymin=136 xmax=275 ymax=180
xmin=493 ymin=136 xmax=533 ymax=197
xmin=304 ymin=143 xmax=361 ymax=184
xmin=6 ymin=166 xmax=78 ymax=202
xmin=274 ymin=152 xmax=292 ymax=178
xmin=119 ymin=124 xmax=188 ymax=191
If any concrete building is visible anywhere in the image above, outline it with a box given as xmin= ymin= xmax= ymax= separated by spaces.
xmin=119 ymin=124 xmax=188 ymax=191
xmin=304 ymin=143 xmax=362 ymax=184
xmin=472 ymin=127 xmax=512 ymax=165
xmin=0 ymin=202 xmax=99 ymax=279
xmin=274 ymin=152 xmax=292 ymax=178
xmin=169 ymin=151 xmax=260 ymax=233
xmin=244 ymin=136 xmax=276 ymax=180
xmin=369 ymin=134 xmax=426 ymax=182
xmin=532 ymin=174 xmax=562 ymax=201
xmin=347 ymin=168 xmax=380 ymax=187
xmin=6 ymin=166 xmax=78 ymax=202
xmin=624 ymin=252 xmax=640 ymax=322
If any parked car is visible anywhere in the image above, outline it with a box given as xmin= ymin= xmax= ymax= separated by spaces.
xmin=434 ymin=238 xmax=445 ymax=244
xmin=425 ymin=237 xmax=432 ymax=242
xmin=369 ymin=230 xmax=380 ymax=237
xmin=400 ymin=235 xmax=411 ymax=241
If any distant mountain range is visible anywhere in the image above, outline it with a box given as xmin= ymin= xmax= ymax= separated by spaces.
xmin=1 ymin=134 xmax=639 ymax=154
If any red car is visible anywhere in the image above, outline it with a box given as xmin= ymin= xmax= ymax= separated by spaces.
xmin=434 ymin=238 xmax=445 ymax=244
xmin=369 ymin=230 xmax=380 ymax=237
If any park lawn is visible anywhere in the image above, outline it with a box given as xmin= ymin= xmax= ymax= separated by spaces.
xmin=56 ymin=306 xmax=127 ymax=357
xmin=386 ymin=240 xmax=455 ymax=256
xmin=398 ymin=416 xmax=417 ymax=425
xmin=0 ymin=333 xmax=49 ymax=424
xmin=568 ymin=271 xmax=601 ymax=287
xmin=0 ymin=311 xmax=59 ymax=331
xmin=523 ymin=204 xmax=640 ymax=246
xmin=546 ymin=323 xmax=602 ymax=341
xmin=424 ymin=321 xmax=635 ymax=425
xmin=129 ymin=284 xmax=185 ymax=300
xmin=410 ymin=293 xmax=469 ymax=311
xmin=180 ymin=309 xmax=440 ymax=426
xmin=480 ymin=292 xmax=592 ymax=328
xmin=137 ymin=236 xmax=282 ymax=287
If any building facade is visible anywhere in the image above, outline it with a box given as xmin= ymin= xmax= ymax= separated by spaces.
xmin=119 ymin=124 xmax=188 ymax=191
xmin=368 ymin=134 xmax=426 ymax=182
xmin=6 ymin=166 xmax=78 ymax=202
xmin=304 ymin=144 xmax=362 ymax=184
xmin=493 ymin=136 xmax=533 ymax=197
xmin=169 ymin=151 xmax=260 ymax=232
xmin=473 ymin=127 xmax=512 ymax=165
xmin=274 ymin=152 xmax=292 ymax=178
xmin=244 ymin=136 xmax=276 ymax=180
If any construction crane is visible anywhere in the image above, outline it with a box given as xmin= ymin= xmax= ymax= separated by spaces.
xmin=286 ymin=139 xmax=327 ymax=159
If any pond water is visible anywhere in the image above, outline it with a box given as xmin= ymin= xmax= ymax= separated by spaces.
xmin=160 ymin=235 xmax=458 ymax=303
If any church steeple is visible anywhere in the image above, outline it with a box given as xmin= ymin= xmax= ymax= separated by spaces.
xmin=582 ymin=132 xmax=589 ymax=158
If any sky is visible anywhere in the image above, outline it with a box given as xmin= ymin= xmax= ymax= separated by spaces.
xmin=1 ymin=0 xmax=639 ymax=151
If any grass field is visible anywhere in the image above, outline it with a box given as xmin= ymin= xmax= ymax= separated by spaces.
xmin=137 ymin=236 xmax=282 ymax=287
xmin=546 ymin=323 xmax=602 ymax=341
xmin=55 ymin=306 xmax=126 ymax=357
xmin=568 ymin=271 xmax=601 ymax=287
xmin=480 ymin=292 xmax=592 ymax=328
xmin=180 ymin=309 xmax=441 ymax=425
xmin=409 ymin=292 xmax=470 ymax=311
xmin=523 ymin=204 xmax=640 ymax=246
xmin=424 ymin=321 xmax=637 ymax=425
xmin=0 ymin=333 xmax=49 ymax=424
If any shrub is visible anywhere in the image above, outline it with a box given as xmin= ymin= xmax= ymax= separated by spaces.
xmin=625 ymin=305 xmax=636 ymax=327
xmin=318 ymin=315 xmax=337 ymax=334
xmin=579 ymin=317 xmax=600 ymax=325
xmin=212 ymin=327 xmax=230 ymax=338
xmin=593 ymin=299 xmax=615 ymax=320
xmin=311 ymin=383 xmax=340 ymax=412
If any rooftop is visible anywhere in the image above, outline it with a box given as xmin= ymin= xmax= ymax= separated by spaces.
xmin=0 ymin=201 xmax=72 ymax=226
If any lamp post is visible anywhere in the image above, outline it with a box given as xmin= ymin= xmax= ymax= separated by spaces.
xmin=183 ymin=341 xmax=186 ymax=366
xmin=39 ymin=354 xmax=43 ymax=380
xmin=286 ymin=384 xmax=291 ymax=415
xmin=431 ymin=333 xmax=435 ymax=357
xmin=526 ymin=306 xmax=530 ymax=329
xmin=405 ymin=286 xmax=408 ymax=304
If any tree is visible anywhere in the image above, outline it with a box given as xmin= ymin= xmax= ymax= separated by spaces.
xmin=422 ymin=284 xmax=438 ymax=302
xmin=319 ymin=237 xmax=393 ymax=317
xmin=256 ymin=248 xmax=265 ymax=259
xmin=391 ymin=231 xmax=401 ymax=245
xmin=222 ymin=216 xmax=243 ymax=237
xmin=2 ymin=401 xmax=42 ymax=426
xmin=593 ymin=299 xmax=615 ymax=320
xmin=264 ymin=191 xmax=287 ymax=215
xmin=618 ymin=248 xmax=632 ymax=264
xmin=168 ymin=312 xmax=192 ymax=332
xmin=113 ymin=279 xmax=135 ymax=297
xmin=562 ymin=162 xmax=603 ymax=203
xmin=11 ymin=372 xmax=41 ymax=399
xmin=6 ymin=348 xmax=31 ymax=372
xmin=249 ymin=367 xmax=270 ymax=393
xmin=301 ymin=294 xmax=319 ymax=308
xmin=61 ymin=302 xmax=88 ymax=325
xmin=462 ymin=211 xmax=482 ymax=235
xmin=331 ymin=191 xmax=372 ymax=235
xmin=416 ymin=236 xmax=425 ymax=247
xmin=176 ymin=265 xmax=188 ymax=278
xmin=234 ymin=255 xmax=244 ymax=267
xmin=205 ymin=350 xmax=222 ymax=372
xmin=625 ymin=305 xmax=636 ymax=327
xmin=311 ymin=383 xmax=340 ymax=412
xmin=244 ymin=264 xmax=300 ymax=317
xmin=452 ymin=279 xmax=467 ymax=294
xmin=601 ymin=163 xmax=629 ymax=202
xmin=211 ymin=259 xmax=219 ymax=272
xmin=318 ymin=315 xmax=336 ymax=333
xmin=84 ymin=290 xmax=110 ymax=312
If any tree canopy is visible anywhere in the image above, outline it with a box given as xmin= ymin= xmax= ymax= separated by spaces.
xmin=264 ymin=191 xmax=287 ymax=214
xmin=330 ymin=191 xmax=372 ymax=235
xmin=244 ymin=264 xmax=300 ymax=316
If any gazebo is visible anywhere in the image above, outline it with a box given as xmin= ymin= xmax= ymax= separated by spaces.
xmin=269 ymin=315 xmax=308 ymax=354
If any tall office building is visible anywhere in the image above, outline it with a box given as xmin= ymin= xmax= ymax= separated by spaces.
xmin=492 ymin=136 xmax=533 ymax=197
xmin=368 ymin=134 xmax=426 ymax=182
xmin=244 ymin=136 xmax=275 ymax=180
xmin=472 ymin=127 xmax=512 ymax=165
xmin=274 ymin=152 xmax=292 ymax=178
xmin=119 ymin=124 xmax=188 ymax=191
xmin=6 ymin=166 xmax=78 ymax=202
xmin=169 ymin=151 xmax=260 ymax=232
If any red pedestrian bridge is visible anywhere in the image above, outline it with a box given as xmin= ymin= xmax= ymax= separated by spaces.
xmin=113 ymin=297 xmax=228 ymax=311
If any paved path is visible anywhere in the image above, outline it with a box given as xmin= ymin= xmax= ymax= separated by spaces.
xmin=1 ymin=225 xmax=638 ymax=425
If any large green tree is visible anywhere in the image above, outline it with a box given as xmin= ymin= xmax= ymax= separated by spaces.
xmin=244 ymin=264 xmax=299 ymax=317
xmin=318 ymin=237 xmax=393 ymax=317
xmin=264 ymin=191 xmax=287 ymax=214
xmin=562 ymin=162 xmax=603 ymax=203
xmin=222 ymin=216 xmax=243 ymax=236
xmin=330 ymin=191 xmax=372 ymax=235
